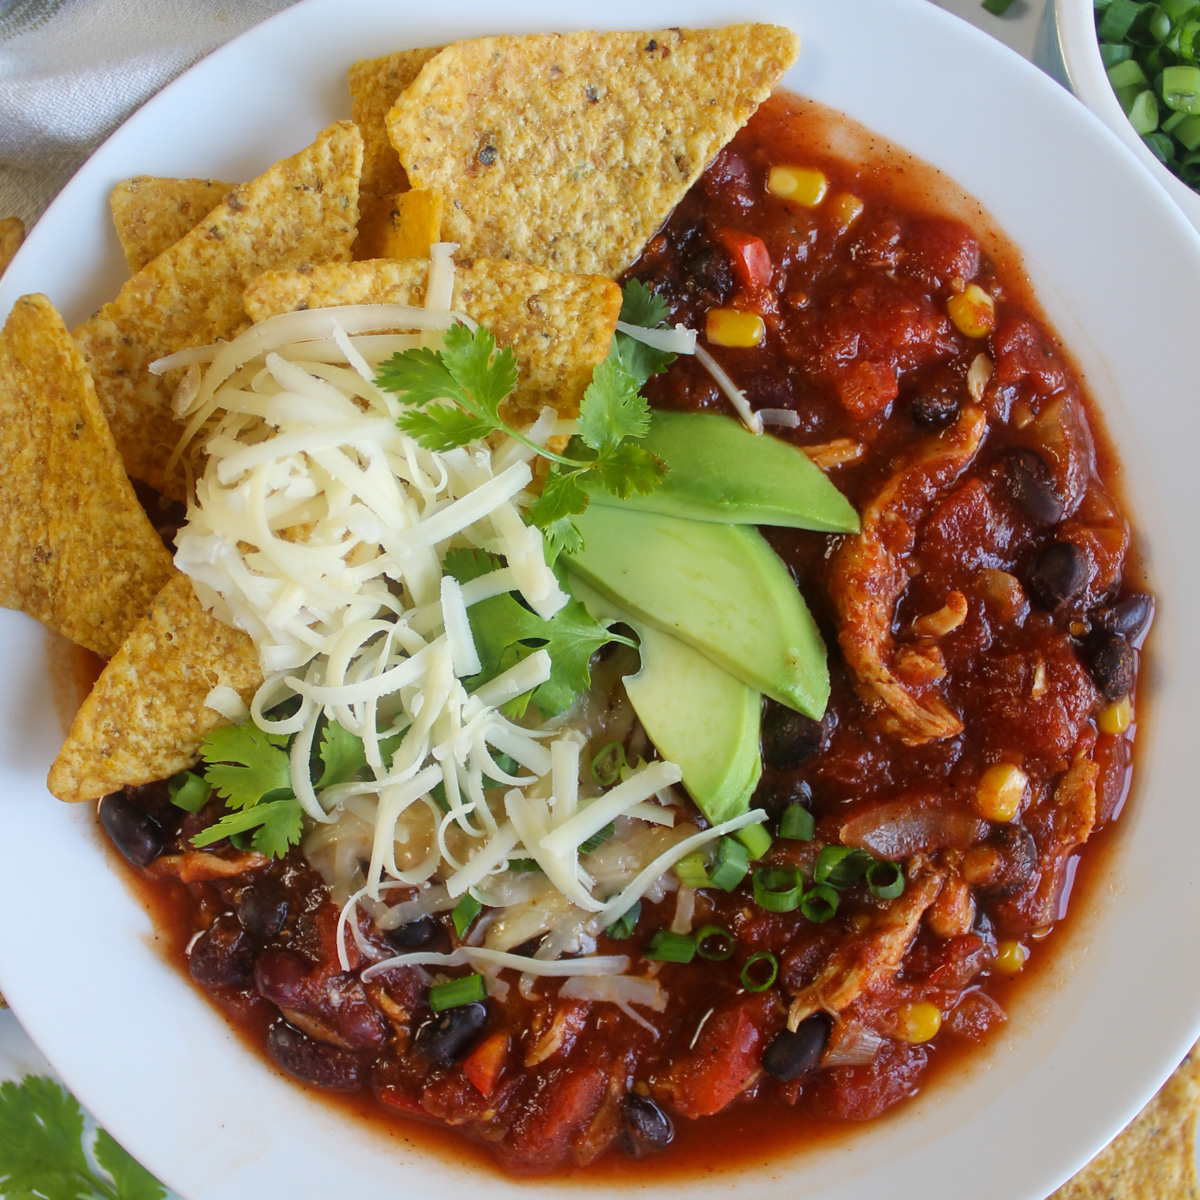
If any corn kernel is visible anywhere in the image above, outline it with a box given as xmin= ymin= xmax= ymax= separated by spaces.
xmin=706 ymin=307 xmax=766 ymax=348
xmin=1098 ymin=694 xmax=1133 ymax=735
xmin=895 ymin=1001 xmax=942 ymax=1044
xmin=973 ymin=762 xmax=1029 ymax=823
xmin=829 ymin=191 xmax=864 ymax=231
xmin=947 ymin=283 xmax=996 ymax=338
xmin=995 ymin=940 xmax=1029 ymax=975
xmin=768 ymin=165 xmax=829 ymax=208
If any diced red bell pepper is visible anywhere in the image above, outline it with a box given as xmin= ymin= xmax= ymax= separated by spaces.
xmin=463 ymin=1030 xmax=509 ymax=1097
xmin=837 ymin=359 xmax=899 ymax=419
xmin=715 ymin=228 xmax=773 ymax=294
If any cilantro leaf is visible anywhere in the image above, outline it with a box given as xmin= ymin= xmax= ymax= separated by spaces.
xmin=587 ymin=441 xmax=667 ymax=499
xmin=619 ymin=278 xmax=670 ymax=328
xmin=0 ymin=1075 xmax=165 ymax=1200
xmin=528 ymin=597 xmax=629 ymax=715
xmin=540 ymin=516 xmax=584 ymax=560
xmin=611 ymin=331 xmax=675 ymax=388
xmin=442 ymin=546 xmax=504 ymax=584
xmin=191 ymin=796 xmax=304 ymax=859
xmin=440 ymin=322 xmax=519 ymax=421
xmin=315 ymin=720 xmax=368 ymax=789
xmin=526 ymin=468 xmax=589 ymax=531
xmin=395 ymin=403 xmax=491 ymax=451
xmin=200 ymin=722 xmax=291 ymax=810
xmin=577 ymin=357 xmax=650 ymax=453
xmin=94 ymin=1130 xmax=166 ymax=1200
xmin=374 ymin=344 xmax=461 ymax=407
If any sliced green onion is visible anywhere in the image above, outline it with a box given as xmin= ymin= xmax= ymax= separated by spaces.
xmin=866 ymin=860 xmax=906 ymax=900
xmin=800 ymin=884 xmax=839 ymax=923
xmin=674 ymin=851 xmax=711 ymax=890
xmin=779 ymin=804 xmax=815 ymax=841
xmin=452 ymin=893 xmax=482 ymax=938
xmin=1180 ymin=145 xmax=1200 ymax=179
xmin=694 ymin=924 xmax=735 ymax=961
xmin=1101 ymin=40 xmax=1136 ymax=65
xmin=1099 ymin=0 xmax=1145 ymax=42
xmin=981 ymin=0 xmax=1017 ymax=13
xmin=606 ymin=901 xmax=641 ymax=940
xmin=814 ymin=845 xmax=872 ymax=890
xmin=645 ymin=930 xmax=697 ymax=963
xmin=507 ymin=857 xmax=541 ymax=873
xmin=1150 ymin=5 xmax=1174 ymax=42
xmin=429 ymin=972 xmax=487 ymax=1013
xmin=736 ymin=821 xmax=773 ymax=861
xmin=1108 ymin=57 xmax=1150 ymax=87
xmin=1162 ymin=0 xmax=1195 ymax=21
xmin=590 ymin=741 xmax=626 ymax=787
xmin=740 ymin=951 xmax=779 ymax=992
xmin=709 ymin=837 xmax=751 ymax=891
xmin=168 ymin=770 xmax=212 ymax=813
xmin=580 ymin=821 xmax=616 ymax=854
xmin=753 ymin=866 xmax=801 ymax=913
xmin=1128 ymin=87 xmax=1161 ymax=132
xmin=1181 ymin=19 xmax=1200 ymax=58
xmin=1144 ymin=129 xmax=1177 ymax=158
xmin=1163 ymin=62 xmax=1200 ymax=110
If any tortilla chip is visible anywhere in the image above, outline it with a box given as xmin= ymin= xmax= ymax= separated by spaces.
xmin=74 ymin=121 xmax=363 ymax=500
xmin=110 ymin=177 xmax=235 ymax=273
xmin=1052 ymin=1044 xmax=1200 ymax=1199
xmin=47 ymin=572 xmax=262 ymax=803
xmin=0 ymin=295 xmax=174 ymax=658
xmin=348 ymin=46 xmax=443 ymax=195
xmin=387 ymin=25 xmax=799 ymax=278
xmin=0 ymin=217 xmax=23 ymax=276
xmin=354 ymin=188 xmax=443 ymax=260
xmin=244 ymin=257 xmax=620 ymax=422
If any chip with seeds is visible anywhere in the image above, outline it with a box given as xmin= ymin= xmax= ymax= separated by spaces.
xmin=74 ymin=120 xmax=364 ymax=500
xmin=348 ymin=45 xmax=443 ymax=195
xmin=354 ymin=188 xmax=444 ymax=260
xmin=1052 ymin=1044 xmax=1200 ymax=1199
xmin=0 ymin=216 xmax=23 ymax=276
xmin=244 ymin=256 xmax=620 ymax=423
xmin=110 ymin=177 xmax=235 ymax=273
xmin=47 ymin=573 xmax=263 ymax=803
xmin=0 ymin=295 xmax=174 ymax=658
xmin=387 ymin=25 xmax=799 ymax=278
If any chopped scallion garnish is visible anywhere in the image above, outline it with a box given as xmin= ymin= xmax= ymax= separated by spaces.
xmin=735 ymin=822 xmax=773 ymax=861
xmin=674 ymin=851 xmax=712 ymax=890
xmin=606 ymin=901 xmax=642 ymax=940
xmin=708 ymin=837 xmax=751 ymax=891
xmin=645 ymin=930 xmax=698 ymax=963
xmin=814 ymin=845 xmax=872 ymax=891
xmin=168 ymin=769 xmax=212 ymax=813
xmin=752 ymin=865 xmax=801 ymax=913
xmin=799 ymin=884 xmax=839 ymax=923
xmin=740 ymin=951 xmax=778 ymax=992
xmin=429 ymin=972 xmax=487 ymax=1013
xmin=866 ymin=860 xmax=906 ymax=900
xmin=779 ymin=803 xmax=815 ymax=841
xmin=452 ymin=893 xmax=483 ymax=938
xmin=590 ymin=741 xmax=627 ymax=787
xmin=694 ymin=924 xmax=735 ymax=962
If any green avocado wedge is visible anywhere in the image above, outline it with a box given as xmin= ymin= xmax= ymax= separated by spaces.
xmin=571 ymin=578 xmax=762 ymax=828
xmin=566 ymin=503 xmax=829 ymax=718
xmin=588 ymin=410 xmax=859 ymax=533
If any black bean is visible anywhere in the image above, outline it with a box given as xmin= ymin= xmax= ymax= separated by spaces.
xmin=621 ymin=1094 xmax=674 ymax=1150
xmin=684 ymin=245 xmax=734 ymax=304
xmin=980 ymin=823 xmax=1038 ymax=898
xmin=384 ymin=915 xmax=439 ymax=951
xmin=189 ymin=915 xmax=257 ymax=990
xmin=761 ymin=1013 xmax=833 ymax=1082
xmin=1084 ymin=631 xmax=1135 ymax=702
xmin=762 ymin=703 xmax=825 ymax=771
xmin=910 ymin=392 xmax=959 ymax=429
xmin=1094 ymin=592 xmax=1155 ymax=642
xmin=98 ymin=793 xmax=164 ymax=868
xmin=1026 ymin=541 xmax=1091 ymax=609
xmin=236 ymin=878 xmax=289 ymax=940
xmin=267 ymin=1021 xmax=363 ymax=1092
xmin=1002 ymin=448 xmax=1064 ymax=526
xmin=413 ymin=1001 xmax=488 ymax=1064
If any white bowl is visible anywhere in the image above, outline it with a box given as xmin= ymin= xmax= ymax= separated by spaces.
xmin=1050 ymin=0 xmax=1200 ymax=230
xmin=2 ymin=2 xmax=1200 ymax=1199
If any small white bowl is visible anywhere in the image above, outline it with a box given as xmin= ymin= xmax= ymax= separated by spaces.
xmin=1050 ymin=0 xmax=1200 ymax=230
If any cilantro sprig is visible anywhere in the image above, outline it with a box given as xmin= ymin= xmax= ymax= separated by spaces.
xmin=0 ymin=1075 xmax=165 ymax=1200
xmin=375 ymin=281 xmax=677 ymax=556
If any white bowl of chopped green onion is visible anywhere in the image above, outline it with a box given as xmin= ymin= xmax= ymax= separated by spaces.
xmin=1053 ymin=0 xmax=1200 ymax=229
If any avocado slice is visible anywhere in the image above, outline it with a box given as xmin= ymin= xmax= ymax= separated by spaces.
xmin=572 ymin=577 xmax=762 ymax=827
xmin=589 ymin=411 xmax=859 ymax=533
xmin=566 ymin=504 xmax=829 ymax=718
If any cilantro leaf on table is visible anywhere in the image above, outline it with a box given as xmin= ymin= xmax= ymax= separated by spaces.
xmin=0 ymin=1075 xmax=165 ymax=1200
xmin=200 ymin=721 xmax=290 ymax=809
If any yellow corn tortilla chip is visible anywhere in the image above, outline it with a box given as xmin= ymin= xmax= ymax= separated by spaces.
xmin=110 ymin=177 xmax=235 ymax=273
xmin=349 ymin=46 xmax=443 ymax=195
xmin=354 ymin=188 xmax=443 ymax=261
xmin=0 ymin=216 xmax=23 ymax=277
xmin=1052 ymin=1043 xmax=1200 ymax=1199
xmin=0 ymin=295 xmax=174 ymax=658
xmin=74 ymin=121 xmax=364 ymax=500
xmin=387 ymin=25 xmax=799 ymax=278
xmin=244 ymin=257 xmax=620 ymax=423
xmin=47 ymin=572 xmax=263 ymax=803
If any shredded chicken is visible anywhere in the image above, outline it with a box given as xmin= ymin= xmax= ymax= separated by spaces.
xmin=787 ymin=861 xmax=947 ymax=1029
xmin=829 ymin=405 xmax=987 ymax=744
xmin=911 ymin=590 xmax=968 ymax=638
xmin=802 ymin=438 xmax=864 ymax=470
xmin=524 ymin=1002 xmax=588 ymax=1067
xmin=145 ymin=850 xmax=268 ymax=883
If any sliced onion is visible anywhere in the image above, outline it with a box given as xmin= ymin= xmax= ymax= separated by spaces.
xmin=839 ymin=794 xmax=989 ymax=859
